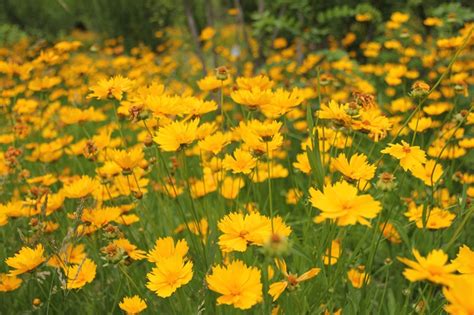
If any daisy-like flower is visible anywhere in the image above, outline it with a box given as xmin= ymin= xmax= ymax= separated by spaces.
xmin=146 ymin=255 xmax=193 ymax=298
xmin=217 ymin=212 xmax=271 ymax=252
xmin=347 ymin=266 xmax=370 ymax=288
xmin=119 ymin=295 xmax=147 ymax=314
xmin=381 ymin=140 xmax=426 ymax=171
xmin=231 ymin=87 xmax=272 ymax=110
xmin=111 ymin=147 xmax=145 ymax=174
xmin=222 ymin=148 xmax=257 ymax=174
xmin=6 ymin=244 xmax=46 ymax=276
xmin=323 ymin=240 xmax=342 ymax=265
xmin=443 ymin=275 xmax=474 ymax=315
xmin=453 ymin=245 xmax=474 ymax=274
xmin=153 ymin=119 xmax=200 ymax=152
xmin=410 ymin=159 xmax=443 ymax=186
xmin=198 ymin=131 xmax=231 ymax=155
xmin=397 ymin=249 xmax=457 ymax=285
xmin=147 ymin=237 xmax=189 ymax=263
xmin=63 ymin=175 xmax=100 ymax=199
xmin=88 ymin=75 xmax=134 ymax=101
xmin=0 ymin=273 xmax=22 ymax=292
xmin=64 ymin=258 xmax=97 ymax=289
xmin=206 ymin=260 xmax=262 ymax=310
xmin=268 ymin=259 xmax=320 ymax=301
xmin=332 ymin=153 xmax=376 ymax=181
xmin=309 ymin=181 xmax=382 ymax=226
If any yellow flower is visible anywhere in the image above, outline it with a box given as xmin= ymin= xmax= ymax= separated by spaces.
xmin=6 ymin=244 xmax=46 ymax=276
xmin=63 ymin=175 xmax=100 ymax=199
xmin=220 ymin=176 xmax=245 ymax=199
xmin=453 ymin=245 xmax=474 ymax=274
xmin=111 ymin=147 xmax=145 ymax=173
xmin=268 ymin=259 xmax=320 ymax=301
xmin=231 ymin=87 xmax=272 ymax=110
xmin=119 ymin=295 xmax=147 ymax=315
xmin=89 ymin=75 xmax=134 ymax=101
xmin=0 ymin=273 xmax=22 ymax=292
xmin=199 ymin=26 xmax=215 ymax=41
xmin=217 ymin=212 xmax=271 ymax=252
xmin=146 ymin=255 xmax=193 ymax=298
xmin=410 ymin=159 xmax=443 ymax=186
xmin=64 ymin=258 xmax=97 ymax=289
xmin=309 ymin=181 xmax=382 ymax=226
xmin=206 ymin=260 xmax=262 ymax=310
xmin=197 ymin=75 xmax=230 ymax=91
xmin=198 ymin=131 xmax=231 ymax=155
xmin=236 ymin=75 xmax=274 ymax=91
xmin=380 ymin=223 xmax=401 ymax=244
xmin=381 ymin=140 xmax=426 ymax=171
xmin=222 ymin=148 xmax=257 ymax=174
xmin=397 ymin=249 xmax=457 ymax=285
xmin=408 ymin=117 xmax=432 ymax=132
xmin=147 ymin=237 xmax=189 ymax=263
xmin=323 ymin=240 xmax=342 ymax=265
xmin=153 ymin=119 xmax=200 ymax=152
xmin=113 ymin=239 xmax=146 ymax=261
xmin=293 ymin=153 xmax=311 ymax=174
xmin=443 ymin=275 xmax=474 ymax=315
xmin=404 ymin=205 xmax=455 ymax=230
xmin=318 ymin=100 xmax=351 ymax=125
xmin=332 ymin=153 xmax=376 ymax=181
xmin=347 ymin=266 xmax=370 ymax=288
xmin=47 ymin=244 xmax=87 ymax=268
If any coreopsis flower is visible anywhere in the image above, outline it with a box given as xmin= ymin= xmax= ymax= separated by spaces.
xmin=81 ymin=207 xmax=122 ymax=229
xmin=309 ymin=181 xmax=382 ymax=226
xmin=318 ymin=100 xmax=351 ymax=126
xmin=332 ymin=153 xmax=376 ymax=181
xmin=6 ymin=244 xmax=46 ymax=275
xmin=397 ymin=249 xmax=457 ymax=285
xmin=408 ymin=117 xmax=432 ymax=132
xmin=236 ymin=75 xmax=274 ymax=91
xmin=0 ymin=274 xmax=22 ymax=292
xmin=269 ymin=259 xmax=320 ymax=301
xmin=119 ymin=295 xmax=147 ymax=314
xmin=263 ymin=216 xmax=293 ymax=256
xmin=453 ymin=245 xmax=474 ymax=274
xmin=220 ymin=176 xmax=245 ymax=199
xmin=261 ymin=88 xmax=305 ymax=118
xmin=153 ymin=119 xmax=200 ymax=152
xmin=111 ymin=147 xmax=145 ymax=174
xmin=64 ymin=258 xmax=97 ymax=289
xmin=347 ymin=266 xmax=370 ymax=288
xmin=206 ymin=260 xmax=263 ymax=310
xmin=410 ymin=159 xmax=443 ymax=186
xmin=197 ymin=75 xmax=231 ymax=91
xmin=112 ymin=239 xmax=146 ymax=260
xmin=147 ymin=237 xmax=189 ymax=263
xmin=231 ymin=87 xmax=272 ymax=110
xmin=323 ymin=240 xmax=342 ymax=265
xmin=352 ymin=108 xmax=392 ymax=141
xmin=222 ymin=148 xmax=257 ymax=174
xmin=443 ymin=275 xmax=474 ymax=315
xmin=63 ymin=175 xmax=100 ymax=199
xmin=89 ymin=75 xmax=134 ymax=101
xmin=217 ymin=212 xmax=271 ymax=252
xmin=381 ymin=140 xmax=427 ymax=171
xmin=198 ymin=131 xmax=231 ymax=155
xmin=293 ymin=153 xmax=311 ymax=174
xmin=146 ymin=255 xmax=193 ymax=298
xmin=380 ymin=223 xmax=401 ymax=244
xmin=48 ymin=244 xmax=87 ymax=268
xmin=199 ymin=26 xmax=215 ymax=41
xmin=404 ymin=205 xmax=455 ymax=229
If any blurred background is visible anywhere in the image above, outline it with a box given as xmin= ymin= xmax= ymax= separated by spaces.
xmin=1 ymin=0 xmax=472 ymax=50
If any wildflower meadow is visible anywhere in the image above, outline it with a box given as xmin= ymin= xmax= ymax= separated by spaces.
xmin=0 ymin=1 xmax=473 ymax=314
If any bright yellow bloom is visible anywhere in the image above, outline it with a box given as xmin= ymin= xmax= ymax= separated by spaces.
xmin=197 ymin=75 xmax=231 ymax=91
xmin=153 ymin=119 xmax=200 ymax=151
xmin=113 ymin=239 xmax=146 ymax=260
xmin=147 ymin=237 xmax=189 ymax=263
xmin=64 ymin=258 xmax=97 ymax=289
xmin=6 ymin=244 xmax=46 ymax=276
xmin=443 ymin=275 xmax=474 ymax=315
xmin=47 ymin=244 xmax=87 ymax=268
xmin=398 ymin=249 xmax=457 ymax=285
xmin=309 ymin=181 xmax=382 ymax=226
xmin=199 ymin=26 xmax=215 ymax=41
xmin=453 ymin=245 xmax=474 ymax=274
xmin=236 ymin=75 xmax=274 ymax=91
xmin=408 ymin=117 xmax=432 ymax=132
xmin=111 ymin=147 xmax=145 ymax=173
xmin=220 ymin=176 xmax=245 ymax=199
xmin=146 ymin=255 xmax=193 ymax=298
xmin=410 ymin=159 xmax=443 ymax=186
xmin=89 ymin=75 xmax=134 ymax=100
xmin=293 ymin=153 xmax=311 ymax=174
xmin=332 ymin=153 xmax=376 ymax=181
xmin=269 ymin=259 xmax=320 ymax=301
xmin=380 ymin=223 xmax=401 ymax=244
xmin=381 ymin=140 xmax=426 ymax=171
xmin=198 ymin=131 xmax=231 ymax=155
xmin=404 ymin=205 xmax=455 ymax=229
xmin=231 ymin=87 xmax=272 ymax=110
xmin=318 ymin=100 xmax=351 ymax=125
xmin=347 ymin=266 xmax=370 ymax=288
xmin=119 ymin=295 xmax=147 ymax=314
xmin=217 ymin=212 xmax=271 ymax=252
xmin=223 ymin=148 xmax=257 ymax=174
xmin=63 ymin=175 xmax=100 ymax=199
xmin=206 ymin=260 xmax=262 ymax=310
xmin=323 ymin=240 xmax=342 ymax=265
xmin=0 ymin=273 xmax=22 ymax=292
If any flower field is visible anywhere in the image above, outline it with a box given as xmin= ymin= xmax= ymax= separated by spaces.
xmin=0 ymin=4 xmax=473 ymax=315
